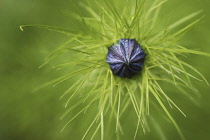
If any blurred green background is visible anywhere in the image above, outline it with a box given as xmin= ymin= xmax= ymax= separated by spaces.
xmin=1 ymin=0 xmax=210 ymax=140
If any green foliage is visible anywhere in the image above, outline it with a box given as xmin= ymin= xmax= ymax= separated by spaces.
xmin=20 ymin=0 xmax=209 ymax=140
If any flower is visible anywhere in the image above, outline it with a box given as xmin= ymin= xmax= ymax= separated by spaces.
xmin=20 ymin=0 xmax=210 ymax=139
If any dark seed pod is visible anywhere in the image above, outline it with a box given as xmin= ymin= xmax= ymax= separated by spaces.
xmin=106 ymin=39 xmax=146 ymax=78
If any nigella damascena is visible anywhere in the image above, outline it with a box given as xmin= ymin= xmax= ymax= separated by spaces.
xmin=106 ymin=39 xmax=146 ymax=78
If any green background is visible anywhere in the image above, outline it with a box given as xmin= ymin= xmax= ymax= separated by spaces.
xmin=1 ymin=0 xmax=210 ymax=140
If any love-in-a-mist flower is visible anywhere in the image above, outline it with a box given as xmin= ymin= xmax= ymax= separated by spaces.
xmin=21 ymin=0 xmax=210 ymax=140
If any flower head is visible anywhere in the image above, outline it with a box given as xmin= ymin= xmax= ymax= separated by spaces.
xmin=20 ymin=0 xmax=210 ymax=139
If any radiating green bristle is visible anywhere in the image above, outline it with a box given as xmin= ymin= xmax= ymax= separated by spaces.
xmin=19 ymin=0 xmax=210 ymax=140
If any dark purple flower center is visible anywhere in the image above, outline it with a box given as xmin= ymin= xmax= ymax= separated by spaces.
xmin=106 ymin=39 xmax=146 ymax=78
